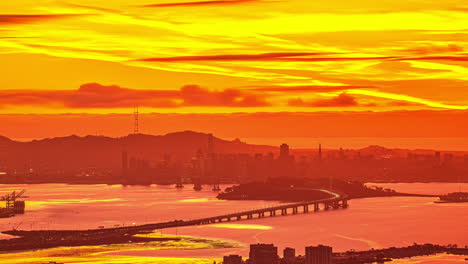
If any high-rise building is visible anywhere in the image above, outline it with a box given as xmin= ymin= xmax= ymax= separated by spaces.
xmin=305 ymin=245 xmax=332 ymax=264
xmin=444 ymin=153 xmax=454 ymax=165
xmin=318 ymin=144 xmax=322 ymax=161
xmin=129 ymin=157 xmax=136 ymax=169
xmin=223 ymin=255 xmax=242 ymax=264
xmin=283 ymin=247 xmax=296 ymax=261
xmin=249 ymin=243 xmax=279 ymax=264
xmin=279 ymin=144 xmax=290 ymax=160
xmin=208 ymin=133 xmax=214 ymax=155
xmin=339 ymin=148 xmax=345 ymax=160
xmin=277 ymin=144 xmax=294 ymax=178
xmin=121 ymin=151 xmax=128 ymax=177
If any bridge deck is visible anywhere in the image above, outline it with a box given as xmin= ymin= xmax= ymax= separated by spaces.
xmin=3 ymin=190 xmax=350 ymax=239
xmin=122 ymin=190 xmax=349 ymax=232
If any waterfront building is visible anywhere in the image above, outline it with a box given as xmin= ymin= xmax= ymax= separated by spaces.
xmin=223 ymin=255 xmax=243 ymax=264
xmin=305 ymin=245 xmax=333 ymax=264
xmin=249 ymin=243 xmax=279 ymax=264
xmin=283 ymin=247 xmax=296 ymax=261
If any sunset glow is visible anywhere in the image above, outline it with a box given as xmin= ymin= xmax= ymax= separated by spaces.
xmin=1 ymin=0 xmax=468 ymax=116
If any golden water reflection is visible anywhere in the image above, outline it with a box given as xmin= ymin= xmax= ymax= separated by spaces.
xmin=0 ymin=232 xmax=241 ymax=264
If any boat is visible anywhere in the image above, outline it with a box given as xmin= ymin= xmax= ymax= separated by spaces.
xmin=212 ymin=183 xmax=221 ymax=192
xmin=193 ymin=183 xmax=202 ymax=191
xmin=435 ymin=192 xmax=468 ymax=203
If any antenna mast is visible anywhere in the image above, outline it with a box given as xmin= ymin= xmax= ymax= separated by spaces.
xmin=133 ymin=105 xmax=139 ymax=134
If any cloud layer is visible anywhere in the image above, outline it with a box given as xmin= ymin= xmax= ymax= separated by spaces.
xmin=0 ymin=82 xmax=466 ymax=111
xmin=0 ymin=83 xmax=269 ymax=108
xmin=288 ymin=93 xmax=359 ymax=107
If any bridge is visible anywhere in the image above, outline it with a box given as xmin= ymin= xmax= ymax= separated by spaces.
xmin=120 ymin=189 xmax=349 ymax=232
xmin=3 ymin=190 xmax=349 ymax=240
xmin=185 ymin=189 xmax=348 ymax=225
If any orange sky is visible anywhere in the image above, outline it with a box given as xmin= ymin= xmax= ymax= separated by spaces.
xmin=1 ymin=111 xmax=468 ymax=150
xmin=1 ymin=0 xmax=468 ymax=142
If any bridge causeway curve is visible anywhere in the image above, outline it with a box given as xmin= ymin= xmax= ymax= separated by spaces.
xmin=125 ymin=189 xmax=349 ymax=232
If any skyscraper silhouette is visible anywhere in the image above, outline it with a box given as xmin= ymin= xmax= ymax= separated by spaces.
xmin=280 ymin=143 xmax=290 ymax=160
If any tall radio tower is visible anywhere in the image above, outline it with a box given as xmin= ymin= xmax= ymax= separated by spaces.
xmin=133 ymin=105 xmax=139 ymax=134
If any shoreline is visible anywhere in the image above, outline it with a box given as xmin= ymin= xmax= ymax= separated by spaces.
xmin=0 ymin=181 xmax=467 ymax=185
xmin=0 ymin=238 xmax=466 ymax=264
xmin=0 ymin=229 xmax=181 ymax=252
xmin=333 ymin=244 xmax=468 ymax=264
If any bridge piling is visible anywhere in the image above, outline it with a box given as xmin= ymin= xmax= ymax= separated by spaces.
xmin=342 ymin=199 xmax=349 ymax=208
xmin=333 ymin=201 xmax=340 ymax=209
xmin=314 ymin=203 xmax=319 ymax=212
xmin=292 ymin=207 xmax=298 ymax=214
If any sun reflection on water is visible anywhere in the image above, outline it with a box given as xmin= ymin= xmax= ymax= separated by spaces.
xmin=0 ymin=232 xmax=240 ymax=264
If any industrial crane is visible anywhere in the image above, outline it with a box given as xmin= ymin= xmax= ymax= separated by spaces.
xmin=1 ymin=189 xmax=28 ymax=214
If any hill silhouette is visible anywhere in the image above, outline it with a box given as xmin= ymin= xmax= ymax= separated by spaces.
xmin=0 ymin=131 xmax=276 ymax=172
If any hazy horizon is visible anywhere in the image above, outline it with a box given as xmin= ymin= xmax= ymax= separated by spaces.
xmin=2 ymin=111 xmax=468 ymax=151
xmin=6 ymin=133 xmax=468 ymax=152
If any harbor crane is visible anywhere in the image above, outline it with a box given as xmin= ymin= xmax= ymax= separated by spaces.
xmin=1 ymin=189 xmax=28 ymax=214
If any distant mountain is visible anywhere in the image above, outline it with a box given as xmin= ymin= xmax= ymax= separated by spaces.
xmin=0 ymin=135 xmax=14 ymax=145
xmin=356 ymin=145 xmax=398 ymax=157
xmin=355 ymin=145 xmax=453 ymax=157
xmin=0 ymin=131 xmax=276 ymax=172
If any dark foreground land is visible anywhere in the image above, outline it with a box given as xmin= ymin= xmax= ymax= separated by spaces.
xmin=0 ymin=228 xmax=180 ymax=252
xmin=332 ymin=243 xmax=468 ymax=264
xmin=1 ymin=230 xmax=466 ymax=264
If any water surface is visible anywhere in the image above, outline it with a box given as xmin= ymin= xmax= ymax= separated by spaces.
xmin=0 ymin=183 xmax=466 ymax=263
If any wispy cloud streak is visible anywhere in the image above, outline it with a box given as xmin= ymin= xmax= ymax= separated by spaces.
xmin=136 ymin=52 xmax=337 ymax=62
xmin=0 ymin=14 xmax=86 ymax=25
xmin=141 ymin=0 xmax=259 ymax=8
